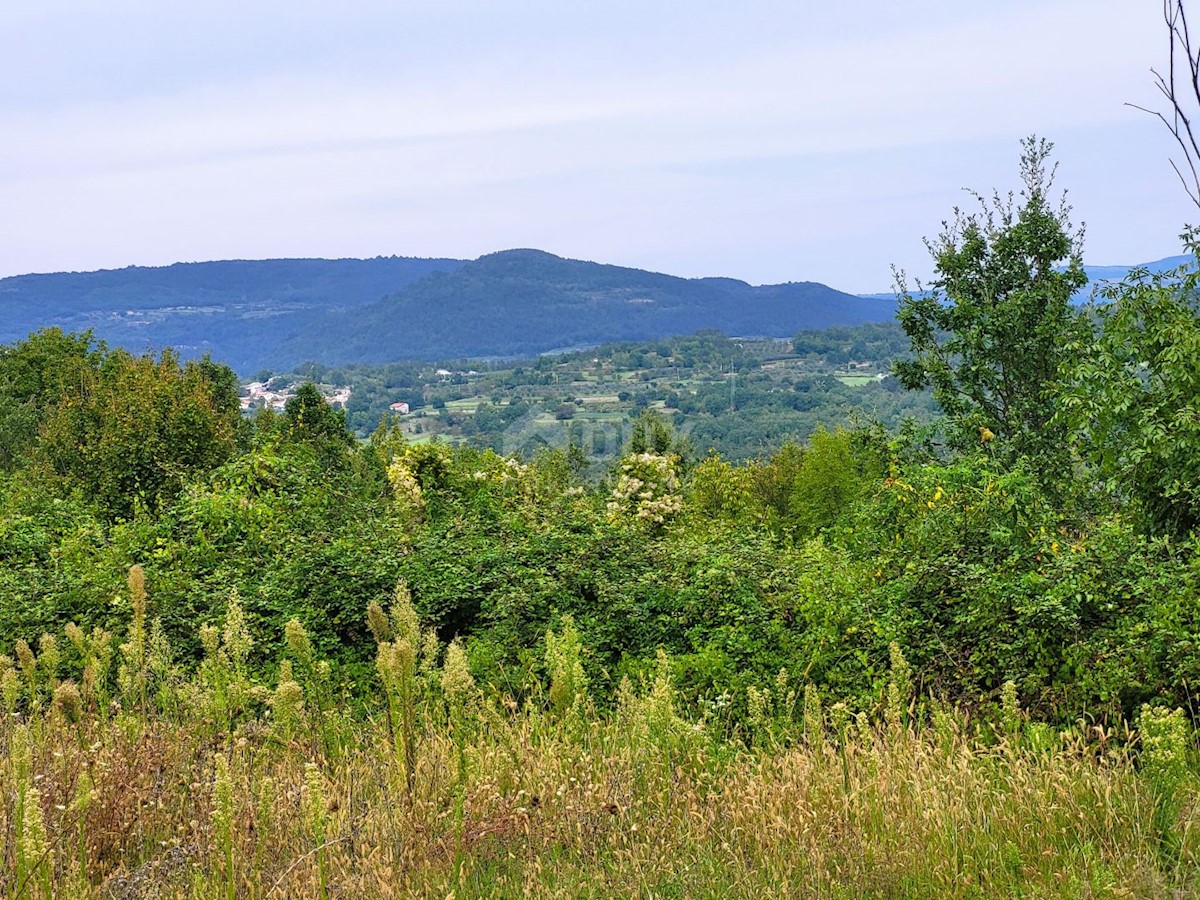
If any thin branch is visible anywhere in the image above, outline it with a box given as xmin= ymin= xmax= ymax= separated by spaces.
xmin=1132 ymin=1 xmax=1200 ymax=211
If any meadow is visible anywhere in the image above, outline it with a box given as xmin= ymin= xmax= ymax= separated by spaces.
xmin=3 ymin=577 xmax=1197 ymax=899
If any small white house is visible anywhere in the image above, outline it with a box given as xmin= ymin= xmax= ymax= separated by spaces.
xmin=389 ymin=401 xmax=410 ymax=415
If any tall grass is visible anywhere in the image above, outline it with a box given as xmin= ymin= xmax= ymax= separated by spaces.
xmin=0 ymin=593 xmax=1197 ymax=897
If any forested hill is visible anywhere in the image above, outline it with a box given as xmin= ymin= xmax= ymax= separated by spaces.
xmin=0 ymin=250 xmax=893 ymax=372
xmin=273 ymin=249 xmax=893 ymax=365
xmin=0 ymin=257 xmax=465 ymax=373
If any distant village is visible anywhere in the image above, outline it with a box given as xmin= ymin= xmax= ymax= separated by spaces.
xmin=239 ymin=379 xmax=354 ymax=413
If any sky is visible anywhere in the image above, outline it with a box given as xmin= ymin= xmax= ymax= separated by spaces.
xmin=0 ymin=1 xmax=1194 ymax=293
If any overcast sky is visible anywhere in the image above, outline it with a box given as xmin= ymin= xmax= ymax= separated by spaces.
xmin=0 ymin=1 xmax=1193 ymax=292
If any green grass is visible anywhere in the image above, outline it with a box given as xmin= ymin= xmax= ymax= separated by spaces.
xmin=2 ymin=601 xmax=1198 ymax=899
xmin=834 ymin=373 xmax=879 ymax=387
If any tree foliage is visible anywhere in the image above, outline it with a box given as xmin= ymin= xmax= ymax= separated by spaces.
xmin=0 ymin=328 xmax=103 ymax=472
xmin=894 ymin=137 xmax=1088 ymax=468
xmin=37 ymin=349 xmax=242 ymax=519
xmin=1063 ymin=257 xmax=1200 ymax=535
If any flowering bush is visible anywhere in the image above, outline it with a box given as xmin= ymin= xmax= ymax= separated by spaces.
xmin=607 ymin=452 xmax=683 ymax=527
xmin=386 ymin=456 xmax=425 ymax=520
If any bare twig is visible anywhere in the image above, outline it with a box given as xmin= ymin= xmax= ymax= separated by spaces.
xmin=1129 ymin=1 xmax=1200 ymax=210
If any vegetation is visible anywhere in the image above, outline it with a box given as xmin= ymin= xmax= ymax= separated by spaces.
xmin=895 ymin=137 xmax=1087 ymax=472
xmin=0 ymin=257 xmax=463 ymax=374
xmin=1 ymin=598 xmax=1196 ymax=898
xmin=2 ymin=137 xmax=1200 ymax=896
xmin=275 ymin=249 xmax=893 ymax=365
xmin=274 ymin=325 xmax=934 ymax=464
xmin=0 ymin=250 xmax=894 ymax=374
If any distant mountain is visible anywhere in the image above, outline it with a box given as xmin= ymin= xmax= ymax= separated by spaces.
xmin=0 ymin=250 xmax=895 ymax=372
xmin=1080 ymin=255 xmax=1193 ymax=290
xmin=272 ymin=249 xmax=895 ymax=366
xmin=0 ymin=257 xmax=466 ymax=372
xmin=860 ymin=255 xmax=1197 ymax=304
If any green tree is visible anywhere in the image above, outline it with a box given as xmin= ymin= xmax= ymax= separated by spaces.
xmin=285 ymin=382 xmax=350 ymax=444
xmin=894 ymin=137 xmax=1088 ymax=470
xmin=283 ymin=382 xmax=355 ymax=470
xmin=1061 ymin=258 xmax=1200 ymax=535
xmin=0 ymin=329 xmax=103 ymax=472
xmin=627 ymin=409 xmax=691 ymax=467
xmin=38 ymin=349 xmax=241 ymax=519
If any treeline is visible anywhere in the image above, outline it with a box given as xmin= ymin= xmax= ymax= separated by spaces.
xmin=0 ymin=140 xmax=1199 ymax=732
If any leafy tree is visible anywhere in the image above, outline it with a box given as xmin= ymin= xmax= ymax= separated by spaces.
xmin=627 ymin=409 xmax=691 ymax=467
xmin=788 ymin=428 xmax=873 ymax=540
xmin=282 ymin=381 xmax=355 ymax=471
xmin=285 ymin=382 xmax=350 ymax=443
xmin=0 ymin=329 xmax=103 ymax=472
xmin=894 ymin=137 xmax=1088 ymax=469
xmin=1062 ymin=260 xmax=1200 ymax=535
xmin=38 ymin=349 xmax=241 ymax=519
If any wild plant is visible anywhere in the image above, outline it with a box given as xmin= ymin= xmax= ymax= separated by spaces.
xmin=302 ymin=761 xmax=331 ymax=900
xmin=270 ymin=659 xmax=305 ymax=742
xmin=17 ymin=786 xmax=51 ymax=900
xmin=885 ymin=642 xmax=912 ymax=732
xmin=999 ymin=679 xmax=1022 ymax=743
xmin=117 ymin=565 xmax=149 ymax=715
xmin=371 ymin=580 xmax=427 ymax=796
xmin=1138 ymin=704 xmax=1196 ymax=863
xmin=746 ymin=667 xmax=798 ymax=748
xmin=252 ymin=774 xmax=276 ymax=882
xmin=15 ymin=638 xmax=38 ymax=708
xmin=36 ymin=635 xmax=59 ymax=694
xmin=930 ymin=696 xmax=959 ymax=758
xmin=10 ymin=722 xmax=34 ymax=895
xmin=442 ymin=639 xmax=478 ymax=775
xmin=146 ymin=618 xmax=176 ymax=716
xmin=283 ymin=617 xmax=325 ymax=705
xmin=68 ymin=771 xmax=94 ymax=896
xmin=284 ymin=617 xmax=337 ymax=754
xmin=544 ymin=615 xmax=588 ymax=731
xmin=222 ymin=588 xmax=254 ymax=684
xmin=197 ymin=590 xmax=256 ymax=733
xmin=615 ymin=649 xmax=702 ymax=792
xmin=441 ymin=638 xmax=478 ymax=881
xmin=52 ymin=680 xmax=83 ymax=730
xmin=79 ymin=627 xmax=114 ymax=718
xmin=212 ymin=752 xmax=236 ymax=900
xmin=1 ymin=654 xmax=19 ymax=715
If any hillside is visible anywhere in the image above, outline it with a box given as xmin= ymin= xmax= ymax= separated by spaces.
xmin=1080 ymin=253 xmax=1194 ymax=284
xmin=273 ymin=249 xmax=895 ymax=365
xmin=0 ymin=257 xmax=465 ymax=372
xmin=0 ymin=250 xmax=893 ymax=372
xmin=3 ymin=249 xmax=1187 ymax=373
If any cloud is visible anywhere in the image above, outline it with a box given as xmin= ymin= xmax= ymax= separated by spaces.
xmin=0 ymin=0 xmax=1189 ymax=291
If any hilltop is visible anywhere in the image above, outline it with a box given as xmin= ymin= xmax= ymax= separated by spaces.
xmin=0 ymin=256 xmax=465 ymax=372
xmin=274 ymin=249 xmax=893 ymax=366
xmin=3 ymin=249 xmax=1187 ymax=373
xmin=0 ymin=251 xmax=891 ymax=372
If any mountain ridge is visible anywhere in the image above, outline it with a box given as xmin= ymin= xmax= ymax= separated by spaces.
xmin=269 ymin=249 xmax=892 ymax=366
xmin=3 ymin=248 xmax=1185 ymax=373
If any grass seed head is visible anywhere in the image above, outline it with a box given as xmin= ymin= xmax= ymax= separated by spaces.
xmin=54 ymin=680 xmax=83 ymax=724
xmin=284 ymin=618 xmax=315 ymax=668
xmin=366 ymin=601 xmax=391 ymax=644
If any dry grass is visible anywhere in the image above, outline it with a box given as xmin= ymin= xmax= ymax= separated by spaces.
xmin=1 ymin=596 xmax=1196 ymax=898
xmin=1 ymin=698 xmax=1197 ymax=899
